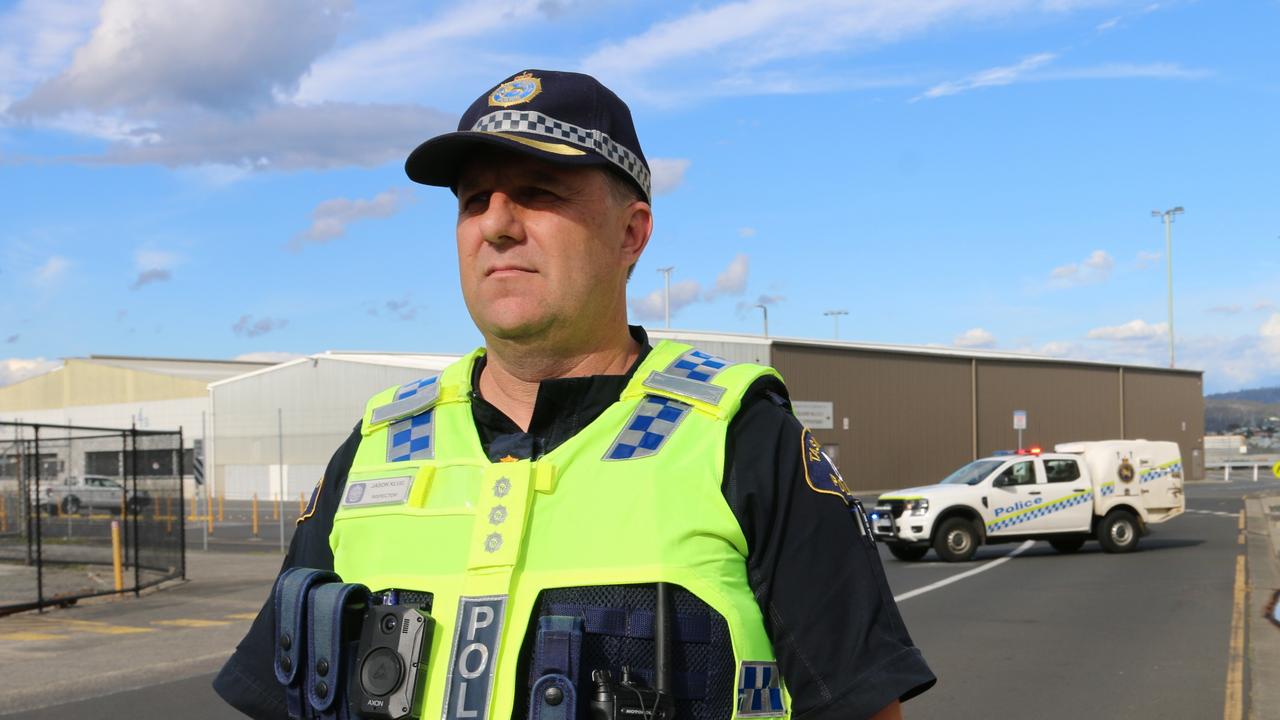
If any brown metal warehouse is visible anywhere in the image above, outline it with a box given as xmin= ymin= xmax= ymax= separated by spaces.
xmin=652 ymin=330 xmax=1205 ymax=492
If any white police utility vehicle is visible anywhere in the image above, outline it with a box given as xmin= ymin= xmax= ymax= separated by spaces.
xmin=871 ymin=440 xmax=1185 ymax=562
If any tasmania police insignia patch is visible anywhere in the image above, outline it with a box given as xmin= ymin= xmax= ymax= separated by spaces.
xmin=488 ymin=72 xmax=542 ymax=107
xmin=801 ymin=428 xmax=852 ymax=504
xmin=296 ymin=477 xmax=323 ymax=525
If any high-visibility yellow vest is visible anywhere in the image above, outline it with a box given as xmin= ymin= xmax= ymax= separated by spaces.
xmin=330 ymin=340 xmax=791 ymax=718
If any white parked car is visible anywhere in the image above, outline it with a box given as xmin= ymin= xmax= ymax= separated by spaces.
xmin=872 ymin=440 xmax=1185 ymax=562
xmin=36 ymin=475 xmax=152 ymax=515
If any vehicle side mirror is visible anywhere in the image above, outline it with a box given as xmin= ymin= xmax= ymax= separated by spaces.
xmin=991 ymin=476 xmax=1009 ymax=488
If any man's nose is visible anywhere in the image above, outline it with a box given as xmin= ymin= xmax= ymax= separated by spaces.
xmin=478 ymin=192 xmax=524 ymax=246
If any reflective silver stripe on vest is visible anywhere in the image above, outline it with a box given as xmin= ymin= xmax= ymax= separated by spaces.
xmin=370 ymin=376 xmax=441 ymax=426
xmin=603 ymin=394 xmax=694 ymax=461
xmin=642 ymin=371 xmax=726 ymax=406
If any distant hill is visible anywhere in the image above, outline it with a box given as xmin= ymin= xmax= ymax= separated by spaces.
xmin=1205 ymin=385 xmax=1280 ymax=433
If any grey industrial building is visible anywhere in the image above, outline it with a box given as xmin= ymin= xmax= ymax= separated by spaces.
xmin=650 ymin=330 xmax=1205 ymax=491
xmin=2 ymin=333 xmax=1205 ymax=498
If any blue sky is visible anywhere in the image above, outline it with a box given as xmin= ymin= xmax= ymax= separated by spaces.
xmin=1 ymin=0 xmax=1277 ymax=393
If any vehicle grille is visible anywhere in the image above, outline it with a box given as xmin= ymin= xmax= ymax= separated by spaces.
xmin=883 ymin=500 xmax=906 ymax=518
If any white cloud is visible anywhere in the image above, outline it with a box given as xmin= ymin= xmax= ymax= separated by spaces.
xmin=649 ymin=158 xmax=691 ymax=196
xmin=130 ymin=248 xmax=179 ymax=289
xmin=1253 ymin=301 xmax=1276 ymax=313
xmin=1208 ymin=305 xmax=1243 ymax=315
xmin=291 ymin=187 xmax=415 ymax=251
xmin=83 ymin=103 xmax=454 ymax=172
xmin=1043 ymin=62 xmax=1209 ymax=81
xmin=0 ymin=0 xmax=98 ymax=110
xmin=233 ymin=315 xmax=289 ymax=338
xmin=706 ymin=253 xmax=749 ymax=300
xmin=630 ymin=279 xmax=702 ymax=322
xmin=33 ymin=255 xmax=69 ymax=286
xmin=738 ymin=227 xmax=757 ymax=238
xmin=1086 ymin=318 xmax=1168 ymax=341
xmin=1096 ymin=16 xmax=1121 ymax=31
xmin=918 ymin=52 xmax=1057 ymax=100
xmin=1050 ymin=249 xmax=1114 ymax=287
xmin=954 ymin=327 xmax=996 ymax=348
xmin=1262 ymin=313 xmax=1280 ymax=356
xmin=1135 ymin=249 xmax=1162 ymax=269
xmin=13 ymin=0 xmax=350 ymax=115
xmin=0 ymin=357 xmax=60 ymax=386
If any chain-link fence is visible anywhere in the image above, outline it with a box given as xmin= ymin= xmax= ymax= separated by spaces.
xmin=0 ymin=421 xmax=185 ymax=614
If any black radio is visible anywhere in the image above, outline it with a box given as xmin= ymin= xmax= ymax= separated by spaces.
xmin=348 ymin=592 xmax=434 ymax=719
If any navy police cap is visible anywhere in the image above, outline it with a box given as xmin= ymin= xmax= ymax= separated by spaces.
xmin=405 ymin=69 xmax=651 ymax=202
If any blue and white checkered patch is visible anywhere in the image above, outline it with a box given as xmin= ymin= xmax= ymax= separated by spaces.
xmin=737 ymin=661 xmax=785 ymax=717
xmin=602 ymin=395 xmax=692 ymax=461
xmin=395 ymin=375 xmax=438 ymax=401
xmin=1100 ymin=482 xmax=1116 ymax=497
xmin=664 ymin=349 xmax=732 ymax=383
xmin=987 ymin=491 xmax=1093 ymax=533
xmin=386 ymin=409 xmax=435 ymax=463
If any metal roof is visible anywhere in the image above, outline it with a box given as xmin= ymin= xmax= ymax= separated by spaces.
xmin=648 ymin=328 xmax=1203 ymax=375
xmin=208 ymin=350 xmax=464 ymax=388
xmin=82 ymin=355 xmax=273 ymax=382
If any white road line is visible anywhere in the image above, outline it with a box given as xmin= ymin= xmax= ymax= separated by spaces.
xmin=893 ymin=540 xmax=1035 ymax=603
xmin=1185 ymin=509 xmax=1239 ymax=518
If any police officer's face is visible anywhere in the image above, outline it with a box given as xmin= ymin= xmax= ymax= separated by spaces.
xmin=455 ymin=152 xmax=651 ymax=344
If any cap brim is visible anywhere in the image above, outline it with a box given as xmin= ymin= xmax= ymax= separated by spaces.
xmin=405 ymin=131 xmax=611 ymax=188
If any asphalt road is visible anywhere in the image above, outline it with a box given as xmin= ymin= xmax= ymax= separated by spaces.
xmin=2 ymin=478 xmax=1275 ymax=719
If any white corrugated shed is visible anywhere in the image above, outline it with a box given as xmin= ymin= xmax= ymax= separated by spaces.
xmin=208 ymin=351 xmax=461 ymax=500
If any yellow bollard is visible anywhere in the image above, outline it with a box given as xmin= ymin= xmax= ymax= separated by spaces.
xmin=111 ymin=520 xmax=124 ymax=592
xmin=218 ymin=492 xmax=224 ymax=523
xmin=273 ymin=494 xmax=280 ymax=520
xmin=189 ymin=493 xmax=197 ymax=521
xmin=207 ymin=500 xmax=214 ymax=534
xmin=252 ymin=493 xmax=259 ymax=537
xmin=0 ymin=495 xmax=6 ymax=532
xmin=299 ymin=492 xmax=306 ymax=516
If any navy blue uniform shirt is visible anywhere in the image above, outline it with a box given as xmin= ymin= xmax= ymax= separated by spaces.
xmin=213 ymin=328 xmax=934 ymax=719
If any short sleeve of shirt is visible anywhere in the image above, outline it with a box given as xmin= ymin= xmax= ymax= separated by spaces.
xmin=723 ymin=381 xmax=936 ymax=719
xmin=212 ymin=422 xmax=362 ymax=720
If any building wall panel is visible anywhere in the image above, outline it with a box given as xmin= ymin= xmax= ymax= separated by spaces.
xmin=976 ymin=362 xmax=1121 ymax=455
xmin=773 ymin=345 xmax=974 ymax=492
xmin=1123 ymin=370 xmax=1205 ymax=479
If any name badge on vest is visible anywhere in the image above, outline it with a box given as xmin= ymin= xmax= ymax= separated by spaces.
xmin=443 ymin=595 xmax=506 ymax=719
xmin=342 ymin=476 xmax=413 ymax=508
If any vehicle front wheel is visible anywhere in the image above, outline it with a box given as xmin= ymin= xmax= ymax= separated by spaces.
xmin=933 ymin=517 xmax=980 ymax=562
xmin=1097 ymin=511 xmax=1140 ymax=553
xmin=1049 ymin=537 xmax=1086 ymax=554
xmin=61 ymin=495 xmax=81 ymax=515
xmin=888 ymin=544 xmax=929 ymax=562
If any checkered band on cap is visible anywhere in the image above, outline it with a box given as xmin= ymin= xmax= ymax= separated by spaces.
xmin=386 ymin=409 xmax=435 ymax=463
xmin=472 ymin=110 xmax=651 ymax=200
xmin=603 ymin=395 xmax=693 ymax=461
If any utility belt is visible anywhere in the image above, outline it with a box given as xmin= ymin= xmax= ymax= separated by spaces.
xmin=273 ymin=568 xmax=677 ymax=720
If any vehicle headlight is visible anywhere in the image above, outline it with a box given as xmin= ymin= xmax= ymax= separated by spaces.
xmin=906 ymin=499 xmax=929 ymax=516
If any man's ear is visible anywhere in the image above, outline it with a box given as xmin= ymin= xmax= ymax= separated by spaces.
xmin=620 ymin=201 xmax=653 ymax=269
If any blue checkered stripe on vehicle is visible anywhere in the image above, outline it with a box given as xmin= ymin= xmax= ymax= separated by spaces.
xmin=1100 ymin=481 xmax=1116 ymax=497
xmin=986 ymin=491 xmax=1094 ymax=533
xmin=386 ymin=409 xmax=435 ymax=462
xmin=664 ymin=349 xmax=733 ymax=382
xmin=603 ymin=395 xmax=693 ymax=461
xmin=737 ymin=661 xmax=785 ymax=717
xmin=1140 ymin=462 xmax=1181 ymax=484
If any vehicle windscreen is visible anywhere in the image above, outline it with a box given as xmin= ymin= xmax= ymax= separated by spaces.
xmin=939 ymin=459 xmax=1006 ymax=485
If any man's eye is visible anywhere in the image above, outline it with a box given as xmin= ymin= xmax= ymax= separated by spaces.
xmin=460 ymin=192 xmax=489 ymax=212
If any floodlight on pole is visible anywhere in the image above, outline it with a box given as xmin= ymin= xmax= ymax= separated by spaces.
xmin=1151 ymin=206 xmax=1184 ymax=368
xmin=755 ymin=304 xmax=769 ymax=337
xmin=823 ymin=309 xmax=849 ymax=339
xmin=657 ymin=266 xmax=674 ymax=329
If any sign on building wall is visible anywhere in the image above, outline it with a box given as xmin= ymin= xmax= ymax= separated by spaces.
xmin=793 ymin=401 xmax=834 ymax=430
xmin=1013 ymin=410 xmax=1027 ymax=430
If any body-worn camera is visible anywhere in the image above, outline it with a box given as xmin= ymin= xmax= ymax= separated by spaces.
xmin=348 ymin=592 xmax=434 ymax=719
xmin=588 ymin=668 xmax=674 ymax=720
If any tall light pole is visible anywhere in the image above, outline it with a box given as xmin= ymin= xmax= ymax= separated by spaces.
xmin=755 ymin=304 xmax=769 ymax=337
xmin=656 ymin=266 xmax=674 ymax=329
xmin=1151 ymin=206 xmax=1184 ymax=368
xmin=823 ymin=309 xmax=848 ymax=339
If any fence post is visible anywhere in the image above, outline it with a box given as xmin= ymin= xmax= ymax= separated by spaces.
xmin=0 ymin=494 xmax=6 ymax=533
xmin=33 ymin=424 xmax=44 ymax=611
xmin=218 ymin=491 xmax=224 ymax=523
xmin=111 ymin=519 xmax=124 ymax=593
xmin=130 ymin=424 xmax=141 ymax=597
xmin=1254 ymin=464 xmax=1260 ymax=483
xmin=177 ymin=427 xmax=186 ymax=581
xmin=252 ymin=493 xmax=259 ymax=537
xmin=1225 ymin=464 xmax=1231 ymax=482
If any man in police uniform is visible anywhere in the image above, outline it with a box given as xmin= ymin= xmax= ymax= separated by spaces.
xmin=214 ymin=70 xmax=934 ymax=720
